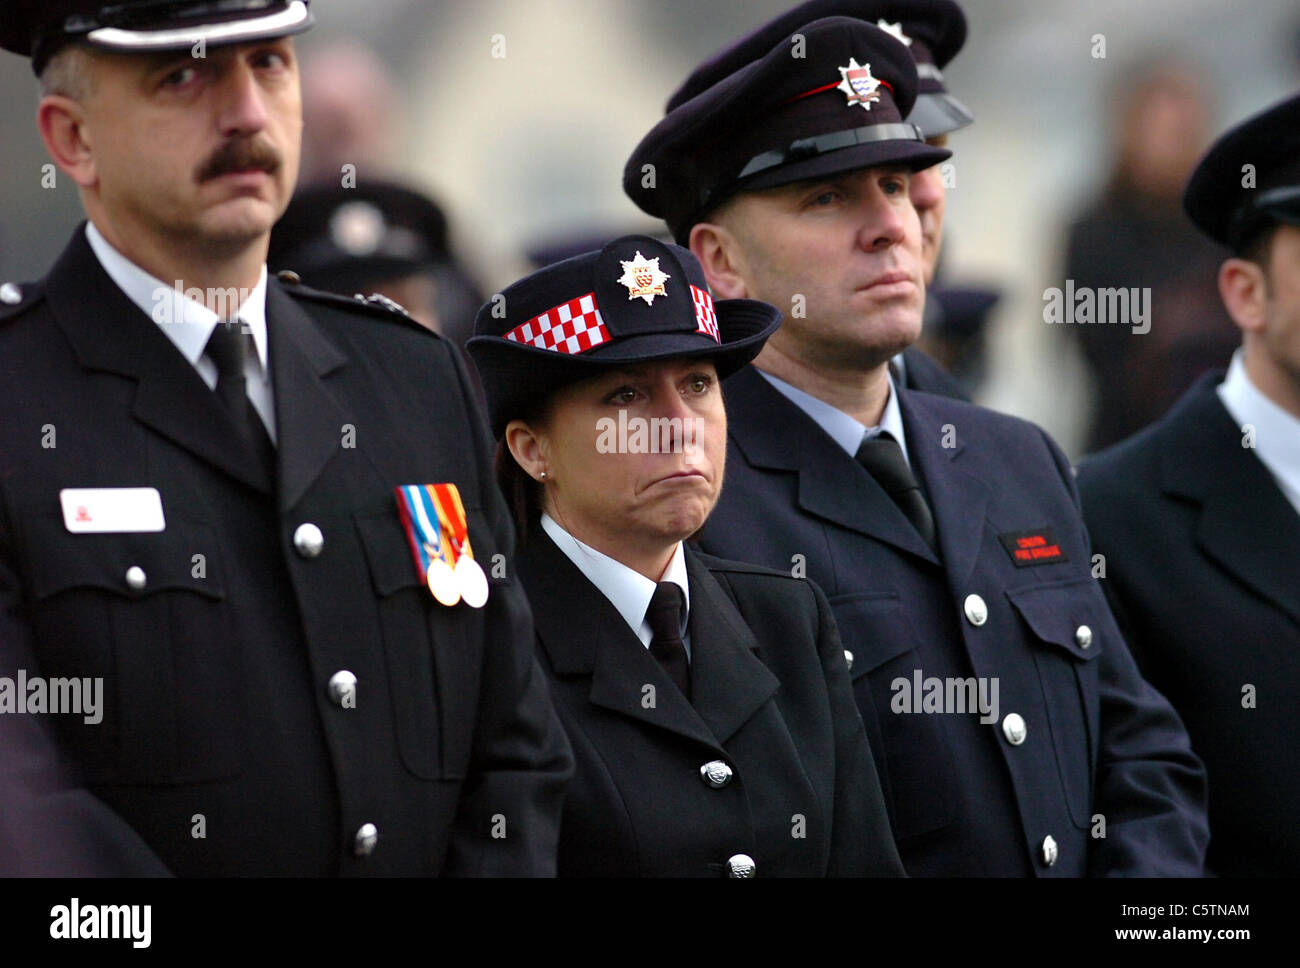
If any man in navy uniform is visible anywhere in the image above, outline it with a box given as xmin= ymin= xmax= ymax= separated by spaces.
xmin=1079 ymin=92 xmax=1300 ymax=876
xmin=0 ymin=0 xmax=571 ymax=875
xmin=667 ymin=0 xmax=973 ymax=401
xmin=625 ymin=13 xmax=1208 ymax=875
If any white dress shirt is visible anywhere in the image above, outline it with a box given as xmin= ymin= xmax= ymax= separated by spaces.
xmin=85 ymin=221 xmax=277 ymax=441
xmin=759 ymin=367 xmax=911 ymax=468
xmin=1217 ymin=349 xmax=1300 ymax=518
xmin=541 ymin=512 xmax=692 ymax=658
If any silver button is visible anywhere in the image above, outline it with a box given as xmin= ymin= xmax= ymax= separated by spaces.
xmin=1075 ymin=624 xmax=1093 ymax=649
xmin=354 ymin=823 xmax=378 ymax=857
xmin=963 ymin=593 xmax=988 ymax=627
xmin=277 ymin=269 xmax=301 ymax=285
xmin=1041 ymin=834 xmax=1058 ymax=867
xmin=843 ymin=650 xmax=854 ymax=672
xmin=293 ymin=523 xmax=324 ymax=558
xmin=125 ymin=565 xmax=147 ymax=591
xmin=700 ymin=760 xmax=733 ymax=789
xmin=725 ymin=853 xmax=756 ymax=878
xmin=1002 ymin=713 xmax=1027 ymax=746
xmin=328 ymin=670 xmax=357 ymax=707
xmin=0 ymin=282 xmax=21 ymax=305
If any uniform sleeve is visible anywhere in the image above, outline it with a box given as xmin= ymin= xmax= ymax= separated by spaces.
xmin=439 ymin=343 xmax=574 ymax=877
xmin=0 ymin=510 xmax=171 ymax=875
xmin=1040 ymin=429 xmax=1209 ymax=875
xmin=807 ymin=578 xmax=905 ymax=876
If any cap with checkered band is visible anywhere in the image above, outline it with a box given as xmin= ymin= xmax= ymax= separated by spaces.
xmin=467 ymin=235 xmax=781 ymax=438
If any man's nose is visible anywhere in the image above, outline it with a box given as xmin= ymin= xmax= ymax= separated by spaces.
xmin=856 ymin=186 xmax=908 ymax=252
xmin=218 ymin=60 xmax=271 ymax=137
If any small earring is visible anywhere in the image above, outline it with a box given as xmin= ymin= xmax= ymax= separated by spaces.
xmin=538 ymin=471 xmax=547 ymax=480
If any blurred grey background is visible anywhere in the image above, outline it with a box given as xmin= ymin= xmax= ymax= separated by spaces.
xmin=3 ymin=0 xmax=1298 ymax=456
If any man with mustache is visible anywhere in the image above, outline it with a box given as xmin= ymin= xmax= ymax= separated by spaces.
xmin=625 ymin=11 xmax=1208 ymax=874
xmin=0 ymin=0 xmax=571 ymax=875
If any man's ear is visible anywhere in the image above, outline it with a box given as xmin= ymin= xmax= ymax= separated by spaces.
xmin=1219 ymin=257 xmax=1269 ymax=337
xmin=37 ymin=95 xmax=97 ymax=189
xmin=690 ymin=219 xmax=750 ymax=300
xmin=505 ymin=419 xmax=548 ymax=481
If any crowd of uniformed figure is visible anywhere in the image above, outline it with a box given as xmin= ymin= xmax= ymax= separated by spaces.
xmin=1 ymin=0 xmax=1297 ymax=878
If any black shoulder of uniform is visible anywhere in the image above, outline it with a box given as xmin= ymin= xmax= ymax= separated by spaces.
xmin=0 ymin=279 xmax=46 ymax=327
xmin=691 ymin=546 xmax=799 ymax=584
xmin=272 ymin=270 xmax=444 ymax=341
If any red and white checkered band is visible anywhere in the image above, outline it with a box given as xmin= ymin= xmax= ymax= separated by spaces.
xmin=691 ymin=285 xmax=721 ymax=343
xmin=503 ymin=293 xmax=611 ymax=355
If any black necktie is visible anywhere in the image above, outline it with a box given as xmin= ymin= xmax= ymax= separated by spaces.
xmin=645 ymin=582 xmax=691 ymax=700
xmin=854 ymin=431 xmax=939 ymax=555
xmin=204 ymin=320 xmax=276 ymax=478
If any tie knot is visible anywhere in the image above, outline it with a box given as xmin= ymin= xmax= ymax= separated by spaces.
xmin=204 ymin=319 xmax=251 ymax=379
xmin=646 ymin=581 xmax=685 ymax=643
xmin=854 ymin=431 xmax=915 ymax=494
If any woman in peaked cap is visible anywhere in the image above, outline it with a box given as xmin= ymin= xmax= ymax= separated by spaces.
xmin=467 ymin=235 xmax=902 ymax=877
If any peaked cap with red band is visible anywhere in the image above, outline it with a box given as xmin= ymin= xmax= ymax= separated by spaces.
xmin=624 ymin=16 xmax=951 ymax=243
xmin=666 ymin=0 xmax=972 ymax=140
xmin=467 ymin=235 xmax=781 ymax=438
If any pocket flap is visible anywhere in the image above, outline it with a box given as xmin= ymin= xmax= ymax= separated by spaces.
xmin=1005 ymin=578 xmax=1103 ymax=661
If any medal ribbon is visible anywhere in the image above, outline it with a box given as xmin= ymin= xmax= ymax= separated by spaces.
xmin=429 ymin=483 xmax=474 ymax=563
xmin=395 ymin=484 xmax=449 ymax=581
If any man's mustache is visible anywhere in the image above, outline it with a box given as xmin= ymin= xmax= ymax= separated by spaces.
xmin=197 ymin=139 xmax=282 ymax=182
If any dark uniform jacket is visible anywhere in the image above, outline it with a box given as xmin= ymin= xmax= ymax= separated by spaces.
xmin=1079 ymin=373 xmax=1300 ymax=876
xmin=515 ymin=528 xmax=903 ymax=877
xmin=698 ymin=365 xmax=1209 ymax=876
xmin=0 ymin=228 xmax=572 ymax=876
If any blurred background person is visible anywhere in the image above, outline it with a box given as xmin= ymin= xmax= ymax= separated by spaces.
xmin=268 ymin=178 xmax=484 ymax=342
xmin=1062 ymin=55 xmax=1237 ymax=453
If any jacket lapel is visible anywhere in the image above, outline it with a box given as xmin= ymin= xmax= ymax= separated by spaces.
xmin=46 ymin=227 xmax=271 ymax=493
xmin=725 ymin=365 xmax=939 ymax=563
xmin=517 ymin=530 xmax=723 ymax=752
xmin=264 ymin=282 xmax=349 ymax=512
xmin=1160 ymin=375 xmax=1300 ymax=628
xmin=899 ymin=388 xmax=992 ymax=586
xmin=684 ymin=546 xmax=781 ymax=745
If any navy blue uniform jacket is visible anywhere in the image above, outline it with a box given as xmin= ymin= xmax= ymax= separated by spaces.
xmin=1079 ymin=373 xmax=1300 ymax=876
xmin=516 ymin=528 xmax=903 ymax=877
xmin=698 ymin=365 xmax=1208 ymax=876
xmin=0 ymin=228 xmax=572 ymax=875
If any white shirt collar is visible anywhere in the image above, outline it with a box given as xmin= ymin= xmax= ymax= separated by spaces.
xmin=85 ymin=221 xmax=269 ymax=374
xmin=540 ymin=512 xmax=690 ymax=649
xmin=1217 ymin=349 xmax=1300 ymax=516
xmin=759 ymin=367 xmax=911 ymax=467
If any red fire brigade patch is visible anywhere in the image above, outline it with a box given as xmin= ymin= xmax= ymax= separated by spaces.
xmin=998 ymin=528 xmax=1069 ymax=567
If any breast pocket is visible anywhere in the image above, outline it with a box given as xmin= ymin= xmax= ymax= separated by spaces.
xmin=21 ymin=512 xmax=241 ymax=785
xmin=1006 ymin=577 xmax=1105 ymax=829
xmin=354 ymin=506 xmax=486 ymax=781
xmin=831 ymin=592 xmax=959 ymax=841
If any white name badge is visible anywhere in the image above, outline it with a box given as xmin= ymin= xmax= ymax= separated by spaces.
xmin=60 ymin=487 xmax=166 ymax=533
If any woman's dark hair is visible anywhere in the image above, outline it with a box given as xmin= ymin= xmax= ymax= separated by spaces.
xmin=493 ymin=397 xmax=551 ymax=547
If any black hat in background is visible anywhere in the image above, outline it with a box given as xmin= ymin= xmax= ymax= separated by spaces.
xmin=467 ymin=235 xmax=782 ymax=438
xmin=1183 ymin=91 xmax=1300 ymax=252
xmin=268 ymin=180 xmax=452 ymax=295
xmin=667 ymin=0 xmax=973 ymax=139
xmin=1 ymin=0 xmax=314 ymax=75
xmin=624 ymin=17 xmax=950 ymax=244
